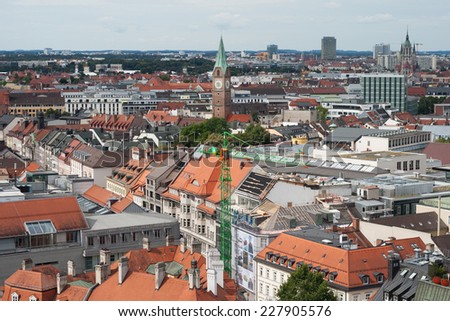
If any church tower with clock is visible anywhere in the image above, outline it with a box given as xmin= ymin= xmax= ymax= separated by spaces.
xmin=212 ymin=37 xmax=232 ymax=119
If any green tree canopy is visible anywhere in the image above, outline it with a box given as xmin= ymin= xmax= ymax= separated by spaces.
xmin=237 ymin=123 xmax=270 ymax=145
xmin=277 ymin=264 xmax=337 ymax=301
xmin=418 ymin=96 xmax=446 ymax=115
xmin=180 ymin=117 xmax=229 ymax=146
xmin=316 ymin=105 xmax=329 ymax=123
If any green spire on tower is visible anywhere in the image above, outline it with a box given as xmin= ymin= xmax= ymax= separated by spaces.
xmin=214 ymin=36 xmax=228 ymax=73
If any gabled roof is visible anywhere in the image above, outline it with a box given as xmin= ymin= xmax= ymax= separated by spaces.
xmin=82 ymin=185 xmax=133 ymax=214
xmin=4 ymin=270 xmax=56 ymax=292
xmin=0 ymin=197 xmax=88 ymax=238
xmin=227 ymin=114 xmax=252 ymax=123
xmin=168 ymin=156 xmax=252 ymax=205
xmin=88 ymin=245 xmax=235 ymax=301
xmin=255 ymin=232 xmax=425 ymax=290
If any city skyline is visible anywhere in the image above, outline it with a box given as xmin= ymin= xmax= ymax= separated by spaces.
xmin=2 ymin=0 xmax=450 ymax=52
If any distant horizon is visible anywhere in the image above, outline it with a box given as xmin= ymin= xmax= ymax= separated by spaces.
xmin=2 ymin=1 xmax=449 ymax=52
xmin=2 ymin=48 xmax=450 ymax=54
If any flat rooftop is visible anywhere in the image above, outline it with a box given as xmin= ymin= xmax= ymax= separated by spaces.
xmin=86 ymin=212 xmax=178 ymax=231
xmin=341 ymin=151 xmax=416 ymax=161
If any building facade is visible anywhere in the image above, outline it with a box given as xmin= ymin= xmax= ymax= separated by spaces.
xmin=361 ymin=74 xmax=406 ymax=111
xmin=321 ymin=37 xmax=337 ymax=60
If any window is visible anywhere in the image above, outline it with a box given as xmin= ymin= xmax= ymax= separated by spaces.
xmin=397 ymin=162 xmax=401 ymax=170
xmin=66 ymin=231 xmax=78 ymax=243
xmin=99 ymin=235 xmax=106 ymax=245
xmin=259 ymin=267 xmax=263 ymax=276
xmin=11 ymin=292 xmax=19 ymax=301
xmin=353 ymin=295 xmax=359 ymax=301
xmin=403 ymin=161 xmax=407 ymax=171
xmin=281 ymin=273 xmax=285 ymax=283
xmin=409 ymin=161 xmax=414 ymax=170
xmin=111 ymin=234 xmax=117 ymax=244
xmin=365 ymin=293 xmax=371 ymax=301
xmin=273 ymin=271 xmax=277 ymax=281
xmin=259 ymin=283 xmax=263 ymax=293
xmin=132 ymin=232 xmax=138 ymax=242
xmin=154 ymin=229 xmax=161 ymax=238
xmin=87 ymin=237 xmax=94 ymax=246
xmin=266 ymin=269 xmax=270 ymax=278
xmin=384 ymin=292 xmax=390 ymax=301
xmin=266 ymin=285 xmax=269 ymax=295
xmin=121 ymin=233 xmax=127 ymax=243
xmin=415 ymin=160 xmax=420 ymax=170
xmin=376 ymin=274 xmax=384 ymax=283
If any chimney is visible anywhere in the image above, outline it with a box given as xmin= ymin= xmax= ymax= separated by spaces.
xmin=212 ymin=260 xmax=224 ymax=288
xmin=21 ymin=258 xmax=33 ymax=271
xmin=180 ymin=237 xmax=186 ymax=253
xmin=67 ymin=260 xmax=76 ymax=277
xmin=207 ymin=269 xmax=218 ymax=296
xmin=118 ymin=256 xmax=129 ymax=285
xmin=352 ymin=218 xmax=360 ymax=231
xmin=426 ymin=243 xmax=435 ymax=253
xmin=188 ymin=259 xmax=200 ymax=290
xmin=287 ymin=202 xmax=293 ymax=208
xmin=388 ymin=253 xmax=401 ymax=281
xmin=423 ymin=249 xmax=431 ymax=261
xmin=166 ymin=235 xmax=174 ymax=246
xmin=206 ymin=248 xmax=221 ymax=270
xmin=95 ymin=264 xmax=109 ymax=284
xmin=414 ymin=248 xmax=422 ymax=259
xmin=143 ymin=237 xmax=151 ymax=251
xmin=376 ymin=239 xmax=384 ymax=246
xmin=190 ymin=242 xmax=201 ymax=254
xmin=154 ymin=262 xmax=166 ymax=290
xmin=56 ymin=273 xmax=68 ymax=295
xmin=99 ymin=249 xmax=111 ymax=275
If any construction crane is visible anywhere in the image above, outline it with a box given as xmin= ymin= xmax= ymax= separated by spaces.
xmin=203 ymin=131 xmax=248 ymax=275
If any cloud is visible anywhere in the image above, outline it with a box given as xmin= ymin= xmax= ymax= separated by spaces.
xmin=208 ymin=12 xmax=249 ymax=30
xmin=356 ymin=13 xmax=394 ymax=23
xmin=14 ymin=0 xmax=106 ymax=6
xmin=323 ymin=1 xmax=341 ymax=9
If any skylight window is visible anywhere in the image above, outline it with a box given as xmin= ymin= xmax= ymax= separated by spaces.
xmin=25 ymin=221 xmax=56 ymax=235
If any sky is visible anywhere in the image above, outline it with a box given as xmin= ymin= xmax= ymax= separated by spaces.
xmin=2 ymin=0 xmax=450 ymax=52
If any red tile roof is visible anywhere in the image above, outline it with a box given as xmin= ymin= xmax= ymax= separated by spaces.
xmin=423 ymin=143 xmax=450 ymax=165
xmin=82 ymin=185 xmax=134 ymax=214
xmin=227 ymin=114 xmax=252 ymax=123
xmin=0 ymin=197 xmax=88 ymax=238
xmin=88 ymin=245 xmax=235 ymax=301
xmin=168 ymin=156 xmax=252 ymax=206
xmin=256 ymin=233 xmax=425 ymax=290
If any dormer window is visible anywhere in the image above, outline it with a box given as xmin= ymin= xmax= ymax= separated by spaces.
xmin=265 ymin=251 xmax=273 ymax=261
xmin=280 ymin=256 xmax=288 ymax=265
xmin=329 ymin=271 xmax=338 ymax=282
xmin=359 ymin=274 xmax=370 ymax=285
xmin=296 ymin=261 xmax=304 ymax=269
xmin=288 ymin=258 xmax=295 ymax=268
xmin=374 ymin=272 xmax=384 ymax=283
xmin=11 ymin=292 xmax=19 ymax=301
xmin=29 ymin=295 xmax=37 ymax=301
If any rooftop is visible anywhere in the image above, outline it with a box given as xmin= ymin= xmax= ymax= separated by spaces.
xmin=340 ymin=151 xmax=418 ymax=162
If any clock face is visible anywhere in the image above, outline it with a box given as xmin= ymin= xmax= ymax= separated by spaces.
xmin=215 ymin=80 xmax=223 ymax=89
xmin=225 ymin=80 xmax=230 ymax=89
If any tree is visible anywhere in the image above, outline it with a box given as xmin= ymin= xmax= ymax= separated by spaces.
xmin=418 ymin=96 xmax=446 ymax=115
xmin=179 ymin=117 xmax=230 ymax=146
xmin=238 ymin=123 xmax=270 ymax=145
xmin=316 ymin=106 xmax=328 ymax=123
xmin=276 ymin=264 xmax=337 ymax=301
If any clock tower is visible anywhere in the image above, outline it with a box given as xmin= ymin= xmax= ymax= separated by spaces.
xmin=212 ymin=37 xmax=232 ymax=119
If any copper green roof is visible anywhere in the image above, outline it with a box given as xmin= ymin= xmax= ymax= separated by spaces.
xmin=214 ymin=37 xmax=228 ymax=73
xmin=68 ymin=280 xmax=94 ymax=288
xmin=146 ymin=261 xmax=184 ymax=277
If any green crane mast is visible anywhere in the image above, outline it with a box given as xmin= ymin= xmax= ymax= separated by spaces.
xmin=219 ymin=132 xmax=232 ymax=275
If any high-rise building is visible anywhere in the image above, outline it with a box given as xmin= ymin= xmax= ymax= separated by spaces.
xmin=212 ymin=37 xmax=232 ymax=120
xmin=321 ymin=36 xmax=336 ymax=60
xmin=267 ymin=44 xmax=278 ymax=60
xmin=373 ymin=43 xmax=390 ymax=59
xmin=360 ymin=74 xmax=406 ymax=112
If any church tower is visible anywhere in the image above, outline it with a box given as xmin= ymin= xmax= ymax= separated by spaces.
xmin=400 ymin=29 xmax=416 ymax=75
xmin=212 ymin=37 xmax=232 ymax=119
